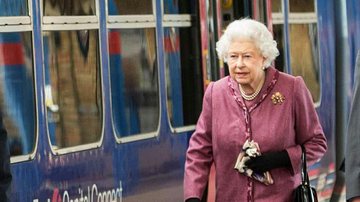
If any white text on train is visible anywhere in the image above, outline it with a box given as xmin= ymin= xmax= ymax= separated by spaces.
xmin=33 ymin=182 xmax=123 ymax=202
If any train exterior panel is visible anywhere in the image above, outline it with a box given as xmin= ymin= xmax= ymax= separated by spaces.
xmin=0 ymin=0 xmax=359 ymax=201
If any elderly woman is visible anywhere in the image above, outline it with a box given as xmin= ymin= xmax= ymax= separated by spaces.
xmin=184 ymin=19 xmax=327 ymax=202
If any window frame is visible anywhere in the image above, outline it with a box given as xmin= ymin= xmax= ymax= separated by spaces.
xmin=41 ymin=0 xmax=105 ymax=155
xmin=0 ymin=0 xmax=38 ymax=163
xmin=162 ymin=1 xmax=200 ymax=134
xmin=107 ymin=0 xmax=161 ymax=144
xmin=270 ymin=0 xmax=321 ymax=107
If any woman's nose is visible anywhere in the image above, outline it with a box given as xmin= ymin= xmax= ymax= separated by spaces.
xmin=235 ymin=57 xmax=245 ymax=68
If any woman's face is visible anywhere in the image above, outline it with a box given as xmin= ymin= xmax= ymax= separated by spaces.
xmin=227 ymin=37 xmax=265 ymax=88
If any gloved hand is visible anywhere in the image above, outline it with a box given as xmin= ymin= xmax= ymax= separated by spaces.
xmin=185 ymin=198 xmax=201 ymax=202
xmin=245 ymin=150 xmax=291 ymax=173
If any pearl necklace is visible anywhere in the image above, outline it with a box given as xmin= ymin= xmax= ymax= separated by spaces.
xmin=239 ymin=82 xmax=263 ymax=101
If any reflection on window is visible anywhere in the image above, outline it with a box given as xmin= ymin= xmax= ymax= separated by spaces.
xmin=271 ymin=0 xmax=282 ymax=13
xmin=289 ymin=23 xmax=320 ymax=102
xmin=271 ymin=0 xmax=285 ymax=72
xmin=0 ymin=32 xmax=35 ymax=156
xmin=0 ymin=0 xmax=27 ymax=16
xmin=109 ymin=28 xmax=159 ymax=137
xmin=272 ymin=25 xmax=285 ymax=72
xmin=163 ymin=0 xmax=191 ymax=14
xmin=43 ymin=30 xmax=102 ymax=148
xmin=164 ymin=27 xmax=203 ymax=128
xmin=288 ymin=0 xmax=320 ymax=103
xmin=272 ymin=0 xmax=320 ymax=102
xmin=109 ymin=0 xmax=152 ymax=15
xmin=43 ymin=0 xmax=95 ymax=16
xmin=207 ymin=0 xmax=219 ymax=81
xmin=289 ymin=0 xmax=314 ymax=12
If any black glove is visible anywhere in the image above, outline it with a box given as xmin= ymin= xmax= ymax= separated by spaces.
xmin=185 ymin=198 xmax=201 ymax=202
xmin=245 ymin=150 xmax=291 ymax=173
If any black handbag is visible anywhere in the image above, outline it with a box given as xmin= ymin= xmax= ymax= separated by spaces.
xmin=293 ymin=145 xmax=318 ymax=202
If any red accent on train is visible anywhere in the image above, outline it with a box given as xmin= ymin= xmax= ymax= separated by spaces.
xmin=108 ymin=32 xmax=121 ymax=54
xmin=164 ymin=36 xmax=180 ymax=52
xmin=0 ymin=43 xmax=25 ymax=66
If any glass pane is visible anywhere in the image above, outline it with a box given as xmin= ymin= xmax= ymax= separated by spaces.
xmin=289 ymin=24 xmax=320 ymax=102
xmin=271 ymin=0 xmax=282 ymax=13
xmin=163 ymin=0 xmax=192 ymax=14
xmin=43 ymin=30 xmax=102 ymax=148
xmin=43 ymin=0 xmax=96 ymax=16
xmin=289 ymin=0 xmax=315 ymax=12
xmin=108 ymin=0 xmax=152 ymax=15
xmin=0 ymin=32 xmax=35 ymax=156
xmin=272 ymin=24 xmax=285 ymax=72
xmin=164 ymin=27 xmax=203 ymax=127
xmin=0 ymin=0 xmax=27 ymax=16
xmin=109 ymin=28 xmax=159 ymax=137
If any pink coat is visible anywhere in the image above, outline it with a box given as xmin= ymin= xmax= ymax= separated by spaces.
xmin=184 ymin=67 xmax=327 ymax=202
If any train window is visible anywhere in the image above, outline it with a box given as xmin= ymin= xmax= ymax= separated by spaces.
xmin=289 ymin=0 xmax=314 ymax=12
xmin=43 ymin=0 xmax=96 ymax=16
xmin=272 ymin=26 xmax=285 ymax=72
xmin=164 ymin=0 xmax=190 ymax=14
xmin=109 ymin=0 xmax=153 ymax=15
xmin=288 ymin=0 xmax=320 ymax=103
xmin=163 ymin=0 xmax=203 ymax=130
xmin=0 ymin=32 xmax=36 ymax=156
xmin=43 ymin=30 xmax=102 ymax=148
xmin=221 ymin=0 xmax=251 ymax=28
xmin=0 ymin=0 xmax=27 ymax=16
xmin=164 ymin=27 xmax=203 ymax=128
xmin=271 ymin=0 xmax=282 ymax=13
xmin=109 ymin=28 xmax=159 ymax=137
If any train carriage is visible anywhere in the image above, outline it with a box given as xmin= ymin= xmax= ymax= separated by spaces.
xmin=0 ymin=0 xmax=359 ymax=201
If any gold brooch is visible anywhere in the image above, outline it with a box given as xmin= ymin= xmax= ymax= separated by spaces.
xmin=271 ymin=92 xmax=285 ymax=105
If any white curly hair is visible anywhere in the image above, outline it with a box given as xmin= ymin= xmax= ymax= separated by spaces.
xmin=216 ymin=18 xmax=279 ymax=68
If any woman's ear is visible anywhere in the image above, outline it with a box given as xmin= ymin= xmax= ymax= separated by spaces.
xmin=262 ymin=57 xmax=267 ymax=67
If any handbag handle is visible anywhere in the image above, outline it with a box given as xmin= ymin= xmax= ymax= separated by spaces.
xmin=300 ymin=145 xmax=318 ymax=201
xmin=300 ymin=145 xmax=310 ymax=186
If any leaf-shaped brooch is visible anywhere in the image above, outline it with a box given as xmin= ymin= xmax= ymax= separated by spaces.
xmin=271 ymin=92 xmax=285 ymax=105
